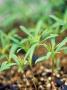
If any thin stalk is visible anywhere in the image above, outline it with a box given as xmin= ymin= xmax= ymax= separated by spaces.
xmin=52 ymin=58 xmax=55 ymax=74
xmin=30 ymin=65 xmax=37 ymax=90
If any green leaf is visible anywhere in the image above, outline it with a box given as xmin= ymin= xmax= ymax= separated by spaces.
xmin=43 ymin=43 xmax=50 ymax=51
xmin=60 ymin=46 xmax=67 ymax=51
xmin=20 ymin=26 xmax=33 ymax=37
xmin=20 ymin=38 xmax=28 ymax=45
xmin=0 ymin=61 xmax=15 ymax=72
xmin=0 ymin=54 xmax=7 ymax=60
xmin=11 ymin=54 xmax=27 ymax=73
xmin=24 ymin=47 xmax=31 ymax=60
xmin=11 ymin=54 xmax=20 ymax=65
xmin=44 ymin=34 xmax=58 ymax=41
xmin=24 ymin=43 xmax=38 ymax=60
xmin=9 ymin=44 xmax=18 ymax=59
xmin=35 ymin=52 xmax=51 ymax=64
xmin=56 ymin=58 xmax=60 ymax=71
xmin=63 ymin=10 xmax=67 ymax=24
xmin=29 ymin=43 xmax=38 ymax=65
xmin=35 ymin=19 xmax=43 ymax=35
xmin=50 ymin=15 xmax=62 ymax=24
xmin=10 ymin=37 xmax=20 ymax=44
xmin=56 ymin=37 xmax=67 ymax=51
xmin=0 ymin=31 xmax=7 ymax=48
xmin=7 ymin=29 xmax=17 ymax=39
xmin=51 ymin=38 xmax=56 ymax=50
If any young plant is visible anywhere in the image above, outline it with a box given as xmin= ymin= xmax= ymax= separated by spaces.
xmin=0 ymin=30 xmax=16 ymax=60
xmin=0 ymin=61 xmax=15 ymax=72
xmin=50 ymin=10 xmax=67 ymax=34
xmin=19 ymin=20 xmax=58 ymax=66
xmin=11 ymin=53 xmax=37 ymax=89
xmin=17 ymin=20 xmax=44 ymax=66
xmin=36 ymin=37 xmax=67 ymax=73
xmin=11 ymin=54 xmax=27 ymax=73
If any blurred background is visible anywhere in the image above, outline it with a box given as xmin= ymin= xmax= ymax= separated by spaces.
xmin=0 ymin=0 xmax=67 ymax=31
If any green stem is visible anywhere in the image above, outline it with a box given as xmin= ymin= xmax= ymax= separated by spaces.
xmin=30 ymin=65 xmax=37 ymax=90
xmin=52 ymin=58 xmax=55 ymax=73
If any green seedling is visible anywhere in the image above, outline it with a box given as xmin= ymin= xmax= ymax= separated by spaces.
xmin=0 ymin=30 xmax=17 ymax=60
xmin=9 ymin=37 xmax=28 ymax=60
xmin=20 ymin=20 xmax=58 ymax=66
xmin=11 ymin=52 xmax=37 ymax=89
xmin=50 ymin=10 xmax=67 ymax=33
xmin=0 ymin=61 xmax=15 ymax=72
xmin=0 ymin=30 xmax=10 ymax=60
xmin=19 ymin=20 xmax=44 ymax=66
xmin=11 ymin=54 xmax=27 ymax=73
xmin=36 ymin=37 xmax=67 ymax=73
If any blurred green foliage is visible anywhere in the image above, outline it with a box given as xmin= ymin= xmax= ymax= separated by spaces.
xmin=0 ymin=0 xmax=67 ymax=28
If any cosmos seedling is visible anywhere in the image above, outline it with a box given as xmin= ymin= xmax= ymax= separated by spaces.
xmin=11 ymin=54 xmax=27 ymax=73
xmin=36 ymin=37 xmax=67 ymax=73
xmin=20 ymin=20 xmax=58 ymax=66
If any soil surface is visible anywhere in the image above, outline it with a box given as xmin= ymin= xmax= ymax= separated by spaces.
xmin=0 ymin=59 xmax=67 ymax=90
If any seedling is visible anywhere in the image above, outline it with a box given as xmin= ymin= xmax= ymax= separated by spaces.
xmin=11 ymin=54 xmax=27 ymax=73
xmin=19 ymin=20 xmax=43 ymax=66
xmin=0 ymin=30 xmax=16 ymax=60
xmin=20 ymin=20 xmax=58 ymax=66
xmin=0 ymin=61 xmax=15 ymax=72
xmin=36 ymin=37 xmax=67 ymax=73
xmin=50 ymin=11 xmax=67 ymax=33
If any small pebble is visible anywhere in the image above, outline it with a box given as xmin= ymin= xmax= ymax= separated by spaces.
xmin=48 ymin=77 xmax=52 ymax=81
xmin=26 ymin=81 xmax=30 ymax=87
xmin=40 ymin=66 xmax=44 ymax=71
xmin=56 ymin=74 xmax=60 ymax=78
xmin=51 ymin=81 xmax=56 ymax=90
xmin=18 ymin=84 xmax=22 ymax=88
xmin=45 ymin=69 xmax=52 ymax=73
xmin=38 ymin=85 xmax=44 ymax=90
xmin=40 ymin=77 xmax=44 ymax=81
xmin=53 ymin=73 xmax=56 ymax=76
xmin=42 ymin=72 xmax=46 ymax=76
xmin=10 ymin=84 xmax=19 ymax=90
xmin=55 ymin=78 xmax=64 ymax=87
xmin=65 ymin=81 xmax=67 ymax=85
xmin=45 ymin=69 xmax=52 ymax=76
xmin=46 ymin=83 xmax=51 ymax=88
xmin=32 ymin=77 xmax=38 ymax=84
xmin=61 ymin=85 xmax=67 ymax=90
xmin=26 ymin=70 xmax=32 ymax=78
xmin=46 ymin=72 xmax=52 ymax=77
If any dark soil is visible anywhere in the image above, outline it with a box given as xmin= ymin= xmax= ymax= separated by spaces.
xmin=0 ymin=59 xmax=67 ymax=90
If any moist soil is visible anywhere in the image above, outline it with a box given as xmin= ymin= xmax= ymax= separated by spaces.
xmin=0 ymin=59 xmax=67 ymax=90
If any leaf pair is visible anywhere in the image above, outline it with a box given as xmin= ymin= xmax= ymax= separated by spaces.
xmin=0 ymin=61 xmax=15 ymax=72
